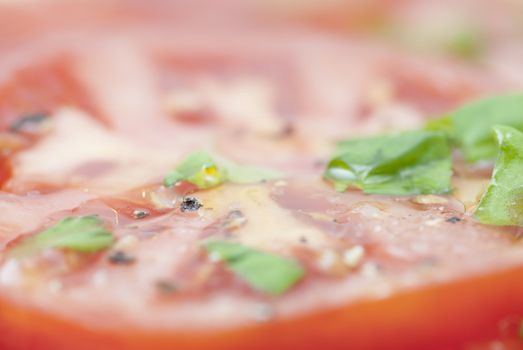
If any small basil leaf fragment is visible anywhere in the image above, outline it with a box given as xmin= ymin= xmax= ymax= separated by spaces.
xmin=8 ymin=216 xmax=114 ymax=258
xmin=205 ymin=240 xmax=304 ymax=295
xmin=164 ymin=151 xmax=226 ymax=189
xmin=444 ymin=29 xmax=484 ymax=60
xmin=474 ymin=126 xmax=523 ymax=226
xmin=427 ymin=93 xmax=523 ymax=162
xmin=324 ymin=130 xmax=452 ymax=195
xmin=164 ymin=151 xmax=282 ymax=189
xmin=212 ymin=154 xmax=282 ymax=184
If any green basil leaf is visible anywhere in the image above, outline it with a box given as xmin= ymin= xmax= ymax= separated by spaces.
xmin=428 ymin=93 xmax=523 ymax=162
xmin=205 ymin=240 xmax=304 ymax=295
xmin=212 ymin=154 xmax=283 ymax=184
xmin=324 ymin=130 xmax=452 ymax=195
xmin=163 ymin=151 xmax=226 ymax=189
xmin=425 ymin=115 xmax=453 ymax=134
xmin=474 ymin=126 xmax=523 ymax=226
xmin=444 ymin=30 xmax=484 ymax=60
xmin=164 ymin=151 xmax=282 ymax=189
xmin=9 ymin=216 xmax=114 ymax=258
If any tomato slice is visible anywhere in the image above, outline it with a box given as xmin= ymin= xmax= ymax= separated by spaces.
xmin=1 ymin=2 xmax=523 ymax=350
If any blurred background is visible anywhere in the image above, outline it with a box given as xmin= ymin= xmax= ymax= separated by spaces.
xmin=1 ymin=0 xmax=523 ymax=142
xmin=2 ymin=0 xmax=523 ymax=61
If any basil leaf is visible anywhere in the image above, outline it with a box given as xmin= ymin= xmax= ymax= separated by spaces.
xmin=474 ymin=126 xmax=523 ymax=226
xmin=428 ymin=93 xmax=523 ymax=162
xmin=9 ymin=216 xmax=114 ymax=258
xmin=205 ymin=240 xmax=304 ymax=295
xmin=324 ymin=130 xmax=452 ymax=195
xmin=444 ymin=30 xmax=484 ymax=60
xmin=164 ymin=151 xmax=281 ymax=189
xmin=212 ymin=154 xmax=283 ymax=184
xmin=163 ymin=151 xmax=226 ymax=189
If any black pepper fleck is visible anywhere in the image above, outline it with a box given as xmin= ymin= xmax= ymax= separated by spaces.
xmin=180 ymin=196 xmax=202 ymax=212
xmin=419 ymin=257 xmax=440 ymax=267
xmin=313 ymin=159 xmax=326 ymax=169
xmin=222 ymin=209 xmax=247 ymax=231
xmin=9 ymin=113 xmax=49 ymax=133
xmin=108 ymin=251 xmax=136 ymax=265
xmin=252 ymin=303 xmax=274 ymax=322
xmin=133 ymin=209 xmax=149 ymax=219
xmin=155 ymin=280 xmax=178 ymax=295
xmin=277 ymin=123 xmax=294 ymax=138
xmin=446 ymin=216 xmax=462 ymax=224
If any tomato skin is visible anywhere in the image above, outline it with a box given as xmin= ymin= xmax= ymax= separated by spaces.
xmin=2 ymin=265 xmax=523 ymax=350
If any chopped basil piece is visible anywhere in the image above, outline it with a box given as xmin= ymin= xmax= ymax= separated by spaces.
xmin=164 ymin=151 xmax=226 ymax=189
xmin=474 ymin=126 xmax=523 ymax=226
xmin=205 ymin=241 xmax=304 ymax=295
xmin=372 ymin=21 xmax=484 ymax=61
xmin=8 ymin=216 xmax=114 ymax=258
xmin=324 ymin=130 xmax=452 ymax=195
xmin=164 ymin=151 xmax=282 ymax=189
xmin=444 ymin=30 xmax=484 ymax=60
xmin=427 ymin=93 xmax=523 ymax=162
xmin=212 ymin=154 xmax=283 ymax=184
